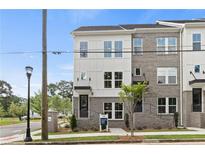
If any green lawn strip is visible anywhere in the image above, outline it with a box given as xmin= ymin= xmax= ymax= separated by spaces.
xmin=144 ymin=134 xmax=205 ymax=139
xmin=33 ymin=130 xmax=100 ymax=136
xmin=132 ymin=128 xmax=193 ymax=132
xmin=33 ymin=136 xmax=119 ymax=142
xmin=0 ymin=118 xmax=23 ymax=126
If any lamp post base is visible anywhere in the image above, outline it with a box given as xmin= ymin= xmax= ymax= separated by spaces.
xmin=24 ymin=128 xmax=32 ymax=142
xmin=24 ymin=136 xmax=33 ymax=142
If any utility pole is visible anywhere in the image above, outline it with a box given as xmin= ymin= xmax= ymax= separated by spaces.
xmin=41 ymin=9 xmax=48 ymax=140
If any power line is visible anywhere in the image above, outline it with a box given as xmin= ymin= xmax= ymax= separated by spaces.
xmin=1 ymin=49 xmax=205 ymax=55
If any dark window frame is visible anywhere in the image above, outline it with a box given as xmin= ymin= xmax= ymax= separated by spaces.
xmin=79 ymin=95 xmax=89 ymax=118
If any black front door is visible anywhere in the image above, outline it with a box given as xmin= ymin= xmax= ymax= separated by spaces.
xmin=79 ymin=95 xmax=88 ymax=118
xmin=192 ymin=88 xmax=202 ymax=112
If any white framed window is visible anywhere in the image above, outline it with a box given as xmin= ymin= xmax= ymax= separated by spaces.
xmin=80 ymin=41 xmax=88 ymax=58
xmin=104 ymin=41 xmax=112 ymax=58
xmin=157 ymin=67 xmax=177 ymax=85
xmin=115 ymin=72 xmax=123 ymax=88
xmin=80 ymin=72 xmax=87 ymax=80
xmin=157 ymin=97 xmax=177 ymax=114
xmin=133 ymin=38 xmax=143 ymax=55
xmin=103 ymin=102 xmax=124 ymax=120
xmin=193 ymin=33 xmax=201 ymax=51
xmin=104 ymin=72 xmax=112 ymax=88
xmin=134 ymin=68 xmax=141 ymax=76
xmin=194 ymin=65 xmax=200 ymax=73
xmin=156 ymin=37 xmax=177 ymax=54
xmin=115 ymin=41 xmax=123 ymax=57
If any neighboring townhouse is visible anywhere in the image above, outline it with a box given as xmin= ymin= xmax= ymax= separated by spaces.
xmin=71 ymin=18 xmax=205 ymax=129
xmin=158 ymin=19 xmax=205 ymax=128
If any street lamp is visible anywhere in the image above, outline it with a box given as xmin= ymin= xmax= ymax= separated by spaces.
xmin=24 ymin=66 xmax=33 ymax=142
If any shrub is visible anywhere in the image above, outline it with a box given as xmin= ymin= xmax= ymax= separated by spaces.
xmin=174 ymin=112 xmax=179 ymax=128
xmin=69 ymin=114 xmax=77 ymax=131
xmin=124 ymin=113 xmax=129 ymax=129
xmin=64 ymin=124 xmax=70 ymax=128
xmin=137 ymin=127 xmax=143 ymax=130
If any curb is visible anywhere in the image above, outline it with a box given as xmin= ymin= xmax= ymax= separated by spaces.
xmin=23 ymin=140 xmax=143 ymax=145
xmin=12 ymin=138 xmax=205 ymax=145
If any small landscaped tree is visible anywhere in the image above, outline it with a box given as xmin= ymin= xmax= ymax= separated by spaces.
xmin=119 ymin=82 xmax=148 ymax=136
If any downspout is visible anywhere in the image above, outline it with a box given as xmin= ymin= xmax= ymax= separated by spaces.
xmin=179 ymin=27 xmax=184 ymax=126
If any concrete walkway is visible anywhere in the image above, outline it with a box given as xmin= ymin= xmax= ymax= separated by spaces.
xmin=1 ymin=127 xmax=205 ymax=144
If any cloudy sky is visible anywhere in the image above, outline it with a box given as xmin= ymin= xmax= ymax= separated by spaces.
xmin=0 ymin=9 xmax=205 ymax=97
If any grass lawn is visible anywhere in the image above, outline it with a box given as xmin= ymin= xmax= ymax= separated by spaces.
xmin=34 ymin=136 xmax=119 ymax=142
xmin=131 ymin=128 xmax=193 ymax=132
xmin=0 ymin=118 xmax=41 ymax=126
xmin=33 ymin=130 xmax=100 ymax=136
xmin=144 ymin=134 xmax=205 ymax=139
xmin=0 ymin=118 xmax=23 ymax=126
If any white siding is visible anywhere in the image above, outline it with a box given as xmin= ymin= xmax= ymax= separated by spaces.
xmin=73 ymin=34 xmax=132 ymax=97
xmin=182 ymin=27 xmax=205 ymax=91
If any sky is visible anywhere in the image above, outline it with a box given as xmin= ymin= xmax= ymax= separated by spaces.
xmin=0 ymin=9 xmax=205 ymax=98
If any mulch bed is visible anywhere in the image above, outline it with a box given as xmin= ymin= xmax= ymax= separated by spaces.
xmin=118 ymin=136 xmax=144 ymax=142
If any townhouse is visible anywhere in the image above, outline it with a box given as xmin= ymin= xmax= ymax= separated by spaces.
xmin=71 ymin=19 xmax=205 ymax=129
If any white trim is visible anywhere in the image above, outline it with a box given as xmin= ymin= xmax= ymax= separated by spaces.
xmin=103 ymin=102 xmax=124 ymax=120
xmin=157 ymin=67 xmax=178 ymax=85
xmin=192 ymin=32 xmax=202 ymax=51
xmin=156 ymin=37 xmax=177 ymax=55
xmin=157 ymin=97 xmax=178 ymax=115
xmin=133 ymin=37 xmax=143 ymax=55
xmin=134 ymin=67 xmax=142 ymax=76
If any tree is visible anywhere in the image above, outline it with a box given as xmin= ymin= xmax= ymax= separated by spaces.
xmin=9 ymin=102 xmax=26 ymax=120
xmin=0 ymin=80 xmax=13 ymax=112
xmin=50 ymin=96 xmax=72 ymax=115
xmin=119 ymin=82 xmax=148 ymax=136
xmin=48 ymin=80 xmax=73 ymax=99
xmin=0 ymin=104 xmax=5 ymax=118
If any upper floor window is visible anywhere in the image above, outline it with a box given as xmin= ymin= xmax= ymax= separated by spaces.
xmin=133 ymin=38 xmax=143 ymax=55
xmin=115 ymin=72 xmax=123 ymax=88
xmin=157 ymin=67 xmax=177 ymax=85
xmin=156 ymin=37 xmax=177 ymax=54
xmin=194 ymin=65 xmax=200 ymax=73
xmin=115 ymin=41 xmax=123 ymax=57
xmin=193 ymin=33 xmax=201 ymax=51
xmin=80 ymin=72 xmax=87 ymax=80
xmin=104 ymin=72 xmax=112 ymax=88
xmin=80 ymin=42 xmax=88 ymax=58
xmin=104 ymin=41 xmax=112 ymax=58
xmin=134 ymin=68 xmax=141 ymax=76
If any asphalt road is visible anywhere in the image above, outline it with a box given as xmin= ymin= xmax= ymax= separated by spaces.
xmin=0 ymin=122 xmax=41 ymax=138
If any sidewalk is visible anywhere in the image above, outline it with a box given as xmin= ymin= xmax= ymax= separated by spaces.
xmin=1 ymin=127 xmax=205 ymax=144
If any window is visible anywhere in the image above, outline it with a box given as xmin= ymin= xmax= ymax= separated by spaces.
xmin=104 ymin=41 xmax=112 ymax=57
xmin=168 ymin=37 xmax=177 ymax=53
xmin=192 ymin=88 xmax=202 ymax=112
xmin=115 ymin=72 xmax=123 ymax=88
xmin=157 ymin=67 xmax=177 ymax=84
xmin=80 ymin=42 xmax=88 ymax=58
xmin=79 ymin=95 xmax=88 ymax=118
xmin=193 ymin=34 xmax=201 ymax=51
xmin=104 ymin=72 xmax=112 ymax=88
xmin=194 ymin=65 xmax=200 ymax=73
xmin=80 ymin=72 xmax=86 ymax=80
xmin=104 ymin=102 xmax=123 ymax=120
xmin=133 ymin=38 xmax=143 ymax=55
xmin=156 ymin=37 xmax=177 ymax=54
xmin=158 ymin=97 xmax=177 ymax=114
xmin=104 ymin=103 xmax=112 ymax=119
xmin=115 ymin=41 xmax=123 ymax=57
xmin=135 ymin=68 xmax=141 ymax=76
xmin=156 ymin=38 xmax=166 ymax=53
xmin=134 ymin=99 xmax=143 ymax=112
xmin=168 ymin=98 xmax=177 ymax=113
